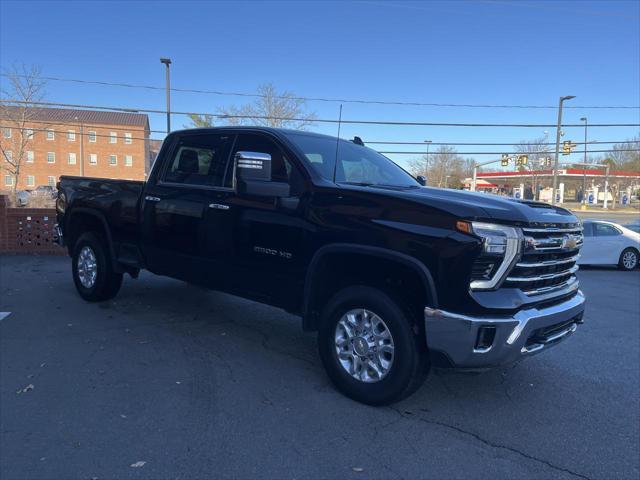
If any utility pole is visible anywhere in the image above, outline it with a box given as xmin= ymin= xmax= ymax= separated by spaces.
xmin=603 ymin=164 xmax=610 ymax=209
xmin=423 ymin=140 xmax=432 ymax=177
xmin=74 ymin=116 xmax=84 ymax=176
xmin=160 ymin=58 xmax=172 ymax=133
xmin=580 ymin=117 xmax=588 ymax=208
xmin=471 ymin=161 xmax=477 ymax=192
xmin=552 ymin=95 xmax=575 ymax=205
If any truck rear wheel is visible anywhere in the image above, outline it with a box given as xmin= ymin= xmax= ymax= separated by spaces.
xmin=317 ymin=286 xmax=429 ymax=405
xmin=72 ymin=232 xmax=123 ymax=302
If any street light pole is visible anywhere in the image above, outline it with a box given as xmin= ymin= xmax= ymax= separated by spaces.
xmin=552 ymin=95 xmax=575 ymax=205
xmin=580 ymin=117 xmax=588 ymax=207
xmin=160 ymin=57 xmax=172 ymax=133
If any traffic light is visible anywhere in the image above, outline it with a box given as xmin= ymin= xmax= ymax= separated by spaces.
xmin=562 ymin=141 xmax=572 ymax=155
xmin=501 ymin=154 xmax=509 ymax=167
xmin=517 ymin=155 xmax=528 ymax=166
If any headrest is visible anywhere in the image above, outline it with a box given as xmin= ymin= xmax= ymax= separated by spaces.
xmin=178 ymin=149 xmax=199 ymax=173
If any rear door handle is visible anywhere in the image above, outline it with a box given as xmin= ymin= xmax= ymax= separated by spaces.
xmin=145 ymin=196 xmax=161 ymax=202
xmin=209 ymin=203 xmax=230 ymax=210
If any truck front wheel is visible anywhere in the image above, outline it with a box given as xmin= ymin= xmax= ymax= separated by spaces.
xmin=318 ymin=286 xmax=429 ymax=405
xmin=72 ymin=232 xmax=123 ymax=302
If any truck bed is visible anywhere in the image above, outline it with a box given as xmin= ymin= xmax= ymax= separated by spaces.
xmin=58 ymin=176 xmax=145 ymax=263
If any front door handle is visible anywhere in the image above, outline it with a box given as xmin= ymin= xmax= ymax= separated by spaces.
xmin=209 ymin=203 xmax=230 ymax=210
xmin=145 ymin=196 xmax=161 ymax=202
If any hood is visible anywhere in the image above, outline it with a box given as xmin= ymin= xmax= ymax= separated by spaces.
xmin=388 ymin=186 xmax=579 ymax=225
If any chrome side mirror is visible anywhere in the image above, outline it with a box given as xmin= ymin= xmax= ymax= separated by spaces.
xmin=235 ymin=151 xmax=272 ymax=181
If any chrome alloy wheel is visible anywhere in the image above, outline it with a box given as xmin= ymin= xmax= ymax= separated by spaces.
xmin=334 ymin=309 xmax=395 ymax=383
xmin=623 ymin=250 xmax=638 ymax=269
xmin=77 ymin=246 xmax=98 ymax=288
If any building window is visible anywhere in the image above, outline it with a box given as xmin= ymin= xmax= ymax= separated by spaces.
xmin=88 ymin=131 xmax=97 ymax=143
xmin=109 ymin=132 xmax=117 ymax=144
xmin=68 ymin=152 xmax=77 ymax=165
xmin=47 ymin=152 xmax=55 ymax=163
xmin=48 ymin=176 xmax=56 ymax=186
xmin=4 ymin=150 xmax=12 ymax=162
xmin=124 ymin=133 xmax=132 ymax=144
xmin=4 ymin=175 xmax=12 ymax=186
xmin=2 ymin=127 xmax=11 ymax=138
xmin=26 ymin=175 xmax=35 ymax=187
xmin=67 ymin=130 xmax=76 ymax=141
xmin=26 ymin=151 xmax=34 ymax=163
xmin=25 ymin=128 xmax=34 ymax=139
xmin=46 ymin=129 xmax=55 ymax=140
xmin=109 ymin=154 xmax=117 ymax=166
xmin=125 ymin=155 xmax=133 ymax=167
xmin=89 ymin=153 xmax=97 ymax=165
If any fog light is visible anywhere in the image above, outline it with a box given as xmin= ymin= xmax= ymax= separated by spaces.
xmin=474 ymin=326 xmax=496 ymax=352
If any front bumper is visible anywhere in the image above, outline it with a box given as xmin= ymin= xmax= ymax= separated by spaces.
xmin=424 ymin=291 xmax=585 ymax=369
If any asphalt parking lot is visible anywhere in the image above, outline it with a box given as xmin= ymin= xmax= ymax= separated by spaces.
xmin=1 ymin=255 xmax=639 ymax=480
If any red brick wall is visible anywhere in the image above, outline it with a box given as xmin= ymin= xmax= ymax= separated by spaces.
xmin=0 ymin=195 xmax=64 ymax=254
xmin=1 ymin=122 xmax=149 ymax=191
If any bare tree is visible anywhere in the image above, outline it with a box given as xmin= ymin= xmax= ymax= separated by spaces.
xmin=515 ymin=134 xmax=551 ymax=200
xmin=214 ymin=83 xmax=316 ymax=129
xmin=606 ymin=137 xmax=640 ymax=170
xmin=0 ymin=64 xmax=47 ymax=192
xmin=409 ymin=146 xmax=464 ymax=188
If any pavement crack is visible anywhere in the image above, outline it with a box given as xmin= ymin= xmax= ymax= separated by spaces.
xmin=388 ymin=407 xmax=592 ymax=480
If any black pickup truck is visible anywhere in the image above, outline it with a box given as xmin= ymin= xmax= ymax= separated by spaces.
xmin=56 ymin=127 xmax=586 ymax=405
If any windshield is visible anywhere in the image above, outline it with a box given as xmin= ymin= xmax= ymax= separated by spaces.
xmin=284 ymin=132 xmax=419 ymax=188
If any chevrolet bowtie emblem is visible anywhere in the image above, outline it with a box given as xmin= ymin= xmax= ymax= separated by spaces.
xmin=561 ymin=235 xmax=578 ymax=250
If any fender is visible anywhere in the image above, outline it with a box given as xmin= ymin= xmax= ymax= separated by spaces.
xmin=302 ymin=243 xmax=438 ymax=331
xmin=65 ymin=207 xmax=121 ymax=272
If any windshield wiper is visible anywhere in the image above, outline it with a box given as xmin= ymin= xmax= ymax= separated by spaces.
xmin=341 ymin=181 xmax=376 ymax=186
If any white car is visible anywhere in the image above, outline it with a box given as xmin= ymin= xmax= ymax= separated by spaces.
xmin=578 ymin=220 xmax=640 ymax=270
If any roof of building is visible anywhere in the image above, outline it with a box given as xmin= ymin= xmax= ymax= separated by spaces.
xmin=0 ymin=106 xmax=149 ymax=128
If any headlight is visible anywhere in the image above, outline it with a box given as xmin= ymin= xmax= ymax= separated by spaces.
xmin=466 ymin=222 xmax=522 ymax=290
xmin=471 ymin=222 xmax=517 ymax=255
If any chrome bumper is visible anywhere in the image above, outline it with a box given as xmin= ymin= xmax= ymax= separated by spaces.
xmin=424 ymin=291 xmax=585 ymax=369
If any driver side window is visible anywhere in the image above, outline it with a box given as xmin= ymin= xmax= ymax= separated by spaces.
xmin=232 ymin=133 xmax=303 ymax=193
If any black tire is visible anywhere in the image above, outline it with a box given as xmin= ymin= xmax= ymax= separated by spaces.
xmin=72 ymin=232 xmax=123 ymax=302
xmin=317 ymin=286 xmax=429 ymax=405
xmin=618 ymin=248 xmax=639 ymax=271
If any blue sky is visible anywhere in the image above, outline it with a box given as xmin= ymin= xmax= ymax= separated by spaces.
xmin=1 ymin=0 xmax=638 ymax=169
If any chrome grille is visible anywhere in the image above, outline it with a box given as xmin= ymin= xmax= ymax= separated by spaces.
xmin=504 ymin=224 xmax=583 ymax=296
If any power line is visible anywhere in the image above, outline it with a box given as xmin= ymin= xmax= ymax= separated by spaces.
xmin=0 ymin=117 xmax=168 ymax=135
xmin=2 ymin=100 xmax=639 ymax=128
xmin=1 ymin=73 xmax=638 ymax=110
xmin=366 ymin=140 xmax=639 ymax=146
xmin=378 ymin=149 xmax=640 ymax=155
xmin=2 ymin=116 xmax=635 ymax=147
xmin=0 ymin=124 xmax=155 ymax=143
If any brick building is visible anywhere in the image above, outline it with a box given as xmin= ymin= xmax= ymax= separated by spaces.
xmin=1 ymin=107 xmax=150 ymax=190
